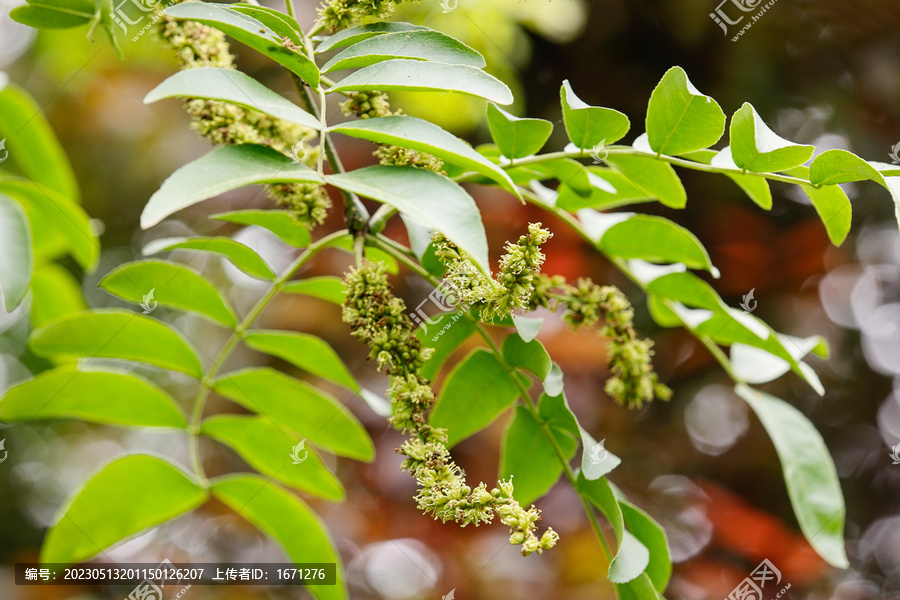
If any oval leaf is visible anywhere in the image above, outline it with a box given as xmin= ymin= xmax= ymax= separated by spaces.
xmin=144 ymin=67 xmax=321 ymax=131
xmin=729 ymin=103 xmax=814 ymax=173
xmin=315 ymin=22 xmax=429 ymax=53
xmin=327 ymin=165 xmax=490 ymax=275
xmin=328 ymin=59 xmax=513 ymax=105
xmin=41 ymin=455 xmax=208 ymax=564
xmin=30 ymin=309 xmax=204 ymax=378
xmin=141 ymin=144 xmax=323 ymax=229
xmin=646 ymin=66 xmax=726 ymax=155
xmin=100 ymin=259 xmax=238 ymax=328
xmin=330 ymin=115 xmax=519 ymax=197
xmin=282 ymin=276 xmax=346 ymax=305
xmin=210 ymin=475 xmax=347 ymax=600
xmin=785 ymin=166 xmax=851 ymax=246
xmin=596 ymin=214 xmax=716 ymax=273
xmin=164 ymin=2 xmax=320 ymax=87
xmin=244 ymin=330 xmax=359 ymax=391
xmin=604 ymin=155 xmax=687 ymax=209
xmin=734 ymin=384 xmax=848 ymax=568
xmin=560 ymin=80 xmax=630 ymax=149
xmin=10 ymin=1 xmax=94 ymax=28
xmin=144 ymin=236 xmax=276 ymax=280
xmin=0 ymin=194 xmax=32 ymax=311
xmin=201 ymin=415 xmax=344 ymax=501
xmin=213 ymin=367 xmax=374 ymax=461
xmin=500 ymin=405 xmax=577 ymax=506
xmin=0 ymin=366 xmax=187 ymax=428
xmin=211 ymin=209 xmax=312 ymax=248
xmin=486 ymin=103 xmax=553 ymax=160
xmin=809 ymin=148 xmax=884 ymax=186
xmin=430 ymin=348 xmax=521 ymax=447
xmin=323 ymin=29 xmax=485 ymax=72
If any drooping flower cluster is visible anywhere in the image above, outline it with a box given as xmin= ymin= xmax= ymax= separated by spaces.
xmin=317 ymin=0 xmax=405 ymax=31
xmin=374 ymin=145 xmax=444 ymax=172
xmin=434 ymin=223 xmax=552 ymax=322
xmin=433 ymin=224 xmax=670 ymax=409
xmin=157 ymin=6 xmax=329 ymax=228
xmin=342 ymin=261 xmax=558 ymax=556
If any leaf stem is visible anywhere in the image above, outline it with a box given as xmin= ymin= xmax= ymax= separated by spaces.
xmin=461 ymin=147 xmax=815 ymax=187
xmin=188 ymin=229 xmax=350 ymax=485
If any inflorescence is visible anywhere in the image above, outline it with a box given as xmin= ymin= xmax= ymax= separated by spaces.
xmin=342 ymin=261 xmax=558 ymax=556
xmin=317 ymin=0 xmax=406 ymax=31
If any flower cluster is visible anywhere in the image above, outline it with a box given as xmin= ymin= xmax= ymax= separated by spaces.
xmin=342 ymin=262 xmax=557 ymax=556
xmin=537 ymin=276 xmax=672 ymax=409
xmin=340 ymin=91 xmax=394 ymax=120
xmin=432 ymin=224 xmax=670 ymax=409
xmin=374 ymin=145 xmax=444 ymax=172
xmin=434 ymin=223 xmax=552 ymax=322
xmin=317 ymin=0 xmax=404 ymax=31
xmin=157 ymin=7 xmax=327 ymax=228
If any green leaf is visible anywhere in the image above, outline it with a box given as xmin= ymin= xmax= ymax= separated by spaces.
xmin=734 ymin=385 xmax=848 ymax=568
xmin=417 ymin=311 xmax=475 ymax=381
xmin=29 ymin=263 xmax=86 ymax=328
xmin=164 ymin=2 xmax=320 ymax=87
xmin=729 ymin=103 xmax=815 ymax=173
xmin=511 ymin=314 xmax=543 ymax=343
xmin=282 ymin=276 xmax=347 ymax=305
xmin=328 ymin=59 xmax=513 ymax=105
xmin=201 ymin=415 xmax=344 ymax=501
xmin=486 ymin=103 xmax=553 ymax=159
xmin=784 ymin=166 xmax=851 ymax=246
xmin=0 ymin=176 xmax=99 ymax=270
xmin=543 ymin=363 xmax=564 ymax=397
xmin=588 ymin=213 xmax=716 ymax=274
xmin=604 ymin=155 xmax=687 ymax=209
xmin=210 ymin=475 xmax=347 ymax=600
xmin=502 ymin=334 xmax=551 ymax=379
xmin=144 ymin=236 xmax=276 ymax=281
xmin=576 ymin=474 xmax=649 ymax=585
xmin=0 ymin=194 xmax=32 ymax=311
xmin=809 ymin=148 xmax=884 ymax=185
xmin=0 ymin=366 xmax=187 ymax=428
xmin=646 ymin=66 xmax=726 ymax=155
xmin=42 ymin=455 xmax=207 ymax=564
xmin=211 ymin=209 xmax=312 ymax=248
xmin=244 ymin=330 xmax=358 ymax=391
xmin=530 ymin=158 xmax=592 ymax=197
xmin=315 ymin=22 xmax=429 ymax=53
xmin=500 ymin=405 xmax=577 ymax=506
xmin=0 ymin=81 xmax=79 ymax=199
xmin=327 ymin=165 xmax=490 ymax=275
xmin=537 ymin=392 xmax=580 ymax=439
xmin=144 ymin=67 xmax=321 ymax=131
xmin=560 ymin=80 xmax=630 ymax=149
xmin=322 ymin=29 xmax=485 ymax=72
xmin=30 ymin=309 xmax=204 ymax=378
xmin=10 ymin=0 xmax=94 ymax=28
xmin=100 ymin=259 xmax=238 ymax=328
xmin=228 ymin=4 xmax=303 ymax=45
xmin=618 ymin=498 xmax=672 ymax=593
xmin=430 ymin=348 xmax=521 ymax=447
xmin=141 ymin=145 xmax=323 ymax=229
xmin=730 ymin=334 xmax=828 ymax=385
xmin=213 ymin=368 xmax=374 ymax=461
xmin=330 ymin=115 xmax=519 ymax=197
